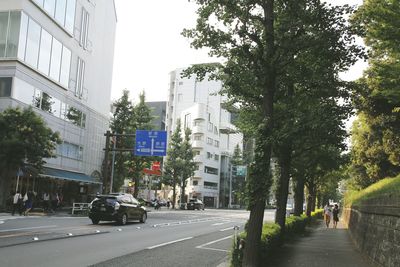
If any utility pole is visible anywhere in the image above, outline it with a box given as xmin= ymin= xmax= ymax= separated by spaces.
xmin=110 ymin=134 xmax=116 ymax=193
xmin=103 ymin=131 xmax=111 ymax=193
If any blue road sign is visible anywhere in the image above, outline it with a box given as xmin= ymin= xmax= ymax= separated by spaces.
xmin=135 ymin=130 xmax=167 ymax=156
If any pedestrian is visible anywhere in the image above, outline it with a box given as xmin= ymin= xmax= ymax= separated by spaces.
xmin=12 ymin=191 xmax=23 ymax=216
xmin=167 ymin=199 xmax=171 ymax=209
xmin=43 ymin=192 xmax=50 ymax=212
xmin=24 ymin=191 xmax=34 ymax=216
xmin=332 ymin=204 xmax=340 ymax=229
xmin=323 ymin=203 xmax=332 ymax=228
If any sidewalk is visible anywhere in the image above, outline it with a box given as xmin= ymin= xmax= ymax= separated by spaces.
xmin=268 ymin=221 xmax=374 ymax=267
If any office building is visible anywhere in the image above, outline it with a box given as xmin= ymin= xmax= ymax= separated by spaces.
xmin=0 ymin=0 xmax=117 ymax=203
xmin=166 ymin=67 xmax=243 ymax=208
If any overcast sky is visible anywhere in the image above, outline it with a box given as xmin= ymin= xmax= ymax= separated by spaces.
xmin=111 ymin=0 xmax=365 ymax=103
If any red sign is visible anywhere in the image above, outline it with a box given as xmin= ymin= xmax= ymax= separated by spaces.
xmin=151 ymin=162 xmax=161 ymax=171
xmin=143 ymin=168 xmax=161 ymax=176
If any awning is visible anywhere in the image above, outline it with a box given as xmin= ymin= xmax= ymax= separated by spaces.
xmin=39 ymin=167 xmax=102 ymax=184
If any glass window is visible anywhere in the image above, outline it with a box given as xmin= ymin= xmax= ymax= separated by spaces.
xmin=55 ymin=0 xmax=67 ymax=25
xmin=60 ymin=102 xmax=68 ymax=119
xmin=49 ymin=37 xmax=62 ymax=81
xmin=18 ymin=13 xmax=28 ymax=60
xmin=80 ymin=8 xmax=89 ymax=48
xmin=13 ymin=78 xmax=35 ymax=104
xmin=81 ymin=112 xmax=86 ymax=128
xmin=25 ymin=18 xmax=41 ymax=67
xmin=193 ymin=180 xmax=198 ymax=186
xmin=44 ymin=0 xmax=56 ymax=17
xmin=41 ymin=92 xmax=53 ymax=113
xmin=75 ymin=57 xmax=85 ymax=97
xmin=184 ymin=113 xmax=191 ymax=129
xmin=33 ymin=88 xmax=42 ymax=109
xmin=59 ymin=46 xmax=71 ymax=87
xmin=6 ymin=12 xmax=21 ymax=58
xmin=38 ymin=29 xmax=52 ymax=75
xmin=0 ymin=12 xmax=9 ymax=57
xmin=65 ymin=0 xmax=76 ymax=33
xmin=66 ymin=106 xmax=82 ymax=126
xmin=0 ymin=77 xmax=12 ymax=97
xmin=51 ymin=97 xmax=61 ymax=117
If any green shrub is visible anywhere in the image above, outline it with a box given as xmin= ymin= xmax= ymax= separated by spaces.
xmin=231 ymin=212 xmax=320 ymax=266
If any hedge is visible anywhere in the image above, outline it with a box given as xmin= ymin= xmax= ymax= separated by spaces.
xmin=231 ymin=210 xmax=323 ymax=267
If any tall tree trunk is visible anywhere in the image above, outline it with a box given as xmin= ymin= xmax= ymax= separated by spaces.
xmin=181 ymin=178 xmax=186 ymax=206
xmin=242 ymin=1 xmax=275 ymax=266
xmin=275 ymin=146 xmax=292 ymax=231
xmin=0 ymin=171 xmax=13 ymax=211
xmin=293 ymin=175 xmax=305 ymax=216
xmin=172 ymin=182 xmax=176 ymax=209
xmin=133 ymin=175 xmax=139 ymax=198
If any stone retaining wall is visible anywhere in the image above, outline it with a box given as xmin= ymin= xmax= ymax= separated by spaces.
xmin=343 ymin=196 xmax=400 ymax=267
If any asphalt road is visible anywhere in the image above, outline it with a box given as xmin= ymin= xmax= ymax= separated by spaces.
xmin=0 ymin=209 xmax=275 ymax=267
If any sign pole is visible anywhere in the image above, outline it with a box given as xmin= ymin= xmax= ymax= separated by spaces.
xmin=110 ymin=135 xmax=116 ymax=193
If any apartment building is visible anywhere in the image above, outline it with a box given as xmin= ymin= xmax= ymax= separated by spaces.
xmin=0 ymin=0 xmax=117 ymax=203
xmin=166 ymin=67 xmax=243 ymax=208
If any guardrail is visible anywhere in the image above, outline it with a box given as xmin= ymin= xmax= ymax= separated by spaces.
xmin=72 ymin=202 xmax=89 ymax=214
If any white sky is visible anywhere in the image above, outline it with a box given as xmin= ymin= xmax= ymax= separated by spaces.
xmin=111 ymin=0 xmax=365 ymax=103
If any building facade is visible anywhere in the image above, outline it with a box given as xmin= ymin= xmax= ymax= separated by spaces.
xmin=0 ymin=0 xmax=117 ymax=203
xmin=166 ymin=68 xmax=243 ymax=208
xmin=146 ymin=101 xmax=166 ymax=131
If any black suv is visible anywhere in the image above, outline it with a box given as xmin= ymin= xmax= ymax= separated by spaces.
xmin=88 ymin=194 xmax=147 ymax=225
xmin=186 ymin=198 xmax=204 ymax=210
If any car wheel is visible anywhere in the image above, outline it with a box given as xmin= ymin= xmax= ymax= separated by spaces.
xmin=118 ymin=214 xmax=127 ymax=225
xmin=91 ymin=218 xmax=99 ymax=225
xmin=140 ymin=212 xmax=147 ymax=223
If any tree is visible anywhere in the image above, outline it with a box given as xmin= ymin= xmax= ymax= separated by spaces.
xmin=180 ymin=127 xmax=197 ymax=204
xmin=110 ymin=90 xmax=135 ymax=192
xmin=349 ymin=0 xmax=400 ymax=187
xmin=128 ymin=92 xmax=155 ymax=197
xmin=109 ymin=91 xmax=155 ymax=196
xmin=162 ymin=119 xmax=183 ymax=209
xmin=0 ymin=107 xmax=61 ymax=209
xmin=183 ymin=1 xmax=361 ymax=265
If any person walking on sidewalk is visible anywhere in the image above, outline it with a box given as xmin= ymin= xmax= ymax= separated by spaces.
xmin=323 ymin=203 xmax=332 ymax=228
xmin=332 ymin=204 xmax=340 ymax=229
xmin=12 ymin=191 xmax=23 ymax=216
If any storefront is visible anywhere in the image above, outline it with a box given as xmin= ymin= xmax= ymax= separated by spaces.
xmin=11 ymin=167 xmax=102 ymax=208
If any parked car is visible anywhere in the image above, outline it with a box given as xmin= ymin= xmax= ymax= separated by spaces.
xmin=187 ymin=198 xmax=204 ymax=210
xmin=88 ymin=193 xmax=147 ymax=225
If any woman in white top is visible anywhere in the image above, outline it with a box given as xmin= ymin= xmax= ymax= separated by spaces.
xmin=324 ymin=204 xmax=332 ymax=228
xmin=12 ymin=191 xmax=22 ymax=216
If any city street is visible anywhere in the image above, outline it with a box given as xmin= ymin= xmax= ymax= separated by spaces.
xmin=0 ymin=209 xmax=275 ymax=267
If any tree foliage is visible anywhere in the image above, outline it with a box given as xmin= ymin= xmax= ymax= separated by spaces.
xmin=350 ymin=0 xmax=400 ymax=188
xmin=0 ymin=107 xmax=61 ymax=208
xmin=110 ymin=90 xmax=155 ymax=195
xmin=184 ymin=1 xmax=361 ymax=265
xmin=162 ymin=119 xmax=183 ymax=209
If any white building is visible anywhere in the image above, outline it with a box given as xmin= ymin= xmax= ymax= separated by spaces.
xmin=0 ymin=0 xmax=117 ymax=203
xmin=166 ymin=67 xmax=243 ymax=208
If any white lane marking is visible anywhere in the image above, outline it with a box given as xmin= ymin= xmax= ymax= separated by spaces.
xmin=196 ymin=235 xmax=233 ymax=249
xmin=147 ymin=237 xmax=193 ymax=249
xmin=0 ymin=225 xmax=57 ymax=233
xmin=212 ymin=223 xmax=224 ymax=226
xmin=0 ymin=221 xmax=4 ymax=224
xmin=220 ymin=227 xmax=233 ymax=232
xmin=197 ymin=247 xmax=229 ymax=252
